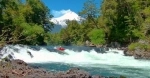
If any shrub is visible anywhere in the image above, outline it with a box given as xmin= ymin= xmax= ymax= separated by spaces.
xmin=128 ymin=42 xmax=139 ymax=51
xmin=128 ymin=42 xmax=150 ymax=52
xmin=87 ymin=29 xmax=106 ymax=45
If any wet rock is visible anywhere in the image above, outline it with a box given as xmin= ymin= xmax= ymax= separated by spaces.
xmin=124 ymin=49 xmax=150 ymax=59
xmin=124 ymin=42 xmax=150 ymax=60
xmin=134 ymin=52 xmax=150 ymax=59
xmin=123 ymin=48 xmax=133 ymax=56
xmin=85 ymin=40 xmax=96 ymax=47
xmin=107 ymin=42 xmax=121 ymax=48
xmin=11 ymin=59 xmax=27 ymax=66
xmin=27 ymin=51 xmax=34 ymax=58
xmin=0 ymin=60 xmax=126 ymax=78
xmin=85 ymin=40 xmax=91 ymax=46
xmin=55 ymin=68 xmax=91 ymax=78
xmin=8 ymin=54 xmax=13 ymax=59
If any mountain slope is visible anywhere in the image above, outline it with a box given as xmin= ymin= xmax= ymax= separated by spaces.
xmin=50 ymin=10 xmax=83 ymax=27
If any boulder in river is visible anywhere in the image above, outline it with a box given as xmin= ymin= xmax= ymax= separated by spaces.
xmin=0 ymin=59 xmax=126 ymax=78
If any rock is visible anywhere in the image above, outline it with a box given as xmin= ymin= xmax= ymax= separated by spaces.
xmin=11 ymin=59 xmax=27 ymax=66
xmin=1 ymin=57 xmax=10 ymax=62
xmin=0 ymin=60 xmax=126 ymax=78
xmin=85 ymin=40 xmax=91 ymax=46
xmin=8 ymin=54 xmax=13 ymax=59
xmin=124 ymin=39 xmax=150 ymax=59
xmin=96 ymin=45 xmax=103 ymax=48
xmin=56 ymin=68 xmax=91 ymax=78
xmin=89 ymin=44 xmax=96 ymax=47
xmin=85 ymin=40 xmax=96 ymax=47
xmin=123 ymin=48 xmax=134 ymax=56
xmin=124 ymin=48 xmax=150 ymax=59
xmin=27 ymin=51 xmax=34 ymax=58
xmin=107 ymin=42 xmax=121 ymax=48
xmin=134 ymin=52 xmax=150 ymax=59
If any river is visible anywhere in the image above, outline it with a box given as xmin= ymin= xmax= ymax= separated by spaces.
xmin=1 ymin=45 xmax=150 ymax=78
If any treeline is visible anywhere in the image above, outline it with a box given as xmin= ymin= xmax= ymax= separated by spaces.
xmin=1 ymin=0 xmax=150 ymax=51
xmin=0 ymin=0 xmax=54 ymax=46
xmin=51 ymin=0 xmax=150 ymax=50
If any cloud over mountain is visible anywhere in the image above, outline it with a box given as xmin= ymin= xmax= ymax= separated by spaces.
xmin=50 ymin=9 xmax=83 ymax=27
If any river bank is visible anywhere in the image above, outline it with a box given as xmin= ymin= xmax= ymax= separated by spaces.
xmin=0 ymin=59 xmax=126 ymax=78
xmin=85 ymin=40 xmax=150 ymax=60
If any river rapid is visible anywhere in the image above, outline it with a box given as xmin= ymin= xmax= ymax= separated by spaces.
xmin=0 ymin=45 xmax=150 ymax=78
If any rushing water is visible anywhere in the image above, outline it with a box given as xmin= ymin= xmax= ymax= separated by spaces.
xmin=0 ymin=45 xmax=150 ymax=78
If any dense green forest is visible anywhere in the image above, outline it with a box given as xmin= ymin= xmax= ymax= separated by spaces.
xmin=0 ymin=0 xmax=150 ymax=51
xmin=0 ymin=0 xmax=54 ymax=46
xmin=51 ymin=0 xmax=150 ymax=50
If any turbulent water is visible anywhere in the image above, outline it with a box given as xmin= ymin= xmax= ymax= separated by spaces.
xmin=0 ymin=45 xmax=150 ymax=78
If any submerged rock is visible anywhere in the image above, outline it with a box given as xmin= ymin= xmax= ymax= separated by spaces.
xmin=27 ymin=51 xmax=34 ymax=58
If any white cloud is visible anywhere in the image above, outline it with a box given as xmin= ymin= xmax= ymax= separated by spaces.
xmin=52 ymin=9 xmax=72 ymax=18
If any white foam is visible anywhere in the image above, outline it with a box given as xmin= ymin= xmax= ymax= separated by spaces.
xmin=1 ymin=45 xmax=150 ymax=69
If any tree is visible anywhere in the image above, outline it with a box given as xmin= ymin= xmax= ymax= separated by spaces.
xmin=79 ymin=0 xmax=99 ymax=28
xmin=60 ymin=20 xmax=82 ymax=45
xmin=26 ymin=0 xmax=54 ymax=31
xmin=87 ymin=29 xmax=105 ymax=45
xmin=100 ymin=0 xmax=144 ymax=43
xmin=0 ymin=0 xmax=54 ymax=45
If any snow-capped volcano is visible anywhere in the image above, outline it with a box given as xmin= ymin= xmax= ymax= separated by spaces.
xmin=50 ymin=9 xmax=83 ymax=27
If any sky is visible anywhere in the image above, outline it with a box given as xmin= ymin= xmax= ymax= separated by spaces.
xmin=42 ymin=0 xmax=101 ymax=18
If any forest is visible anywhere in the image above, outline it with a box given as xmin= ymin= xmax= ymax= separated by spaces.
xmin=0 ymin=0 xmax=150 ymax=51
xmin=0 ymin=0 xmax=54 ymax=45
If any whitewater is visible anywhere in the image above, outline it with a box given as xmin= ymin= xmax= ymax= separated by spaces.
xmin=0 ymin=45 xmax=150 ymax=78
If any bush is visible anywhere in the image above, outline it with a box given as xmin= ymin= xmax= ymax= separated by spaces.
xmin=87 ymin=29 xmax=106 ymax=45
xmin=128 ymin=42 xmax=139 ymax=51
xmin=128 ymin=42 xmax=150 ymax=51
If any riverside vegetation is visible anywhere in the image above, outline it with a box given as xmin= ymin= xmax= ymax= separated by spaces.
xmin=0 ymin=0 xmax=54 ymax=46
xmin=0 ymin=0 xmax=150 ymax=58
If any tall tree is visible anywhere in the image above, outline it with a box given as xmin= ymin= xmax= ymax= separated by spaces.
xmin=26 ymin=0 xmax=54 ymax=31
xmin=101 ymin=0 xmax=144 ymax=43
xmin=79 ymin=0 xmax=99 ymax=28
xmin=0 ymin=0 xmax=54 ymax=45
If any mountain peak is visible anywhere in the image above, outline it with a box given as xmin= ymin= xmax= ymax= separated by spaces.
xmin=50 ymin=9 xmax=83 ymax=27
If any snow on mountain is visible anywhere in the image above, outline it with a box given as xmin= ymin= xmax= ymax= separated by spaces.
xmin=50 ymin=9 xmax=83 ymax=27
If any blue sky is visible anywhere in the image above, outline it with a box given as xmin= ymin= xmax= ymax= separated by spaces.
xmin=42 ymin=0 xmax=101 ymax=17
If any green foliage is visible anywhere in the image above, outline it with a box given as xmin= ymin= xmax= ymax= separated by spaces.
xmin=128 ymin=42 xmax=150 ymax=51
xmin=132 ymin=29 xmax=145 ymax=39
xmin=21 ymin=23 xmax=44 ymax=36
xmin=56 ymin=0 xmax=103 ymax=46
xmin=79 ymin=0 xmax=100 ymax=28
xmin=1 ymin=0 xmax=150 ymax=47
xmin=88 ymin=29 xmax=105 ymax=45
xmin=60 ymin=20 xmax=83 ymax=45
xmin=54 ymin=0 xmax=150 ymax=52
xmin=128 ymin=42 xmax=140 ymax=51
xmin=79 ymin=0 xmax=99 ymax=18
xmin=45 ymin=33 xmax=63 ymax=45
xmin=100 ymin=0 xmax=149 ymax=43
xmin=0 ymin=0 xmax=53 ymax=45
